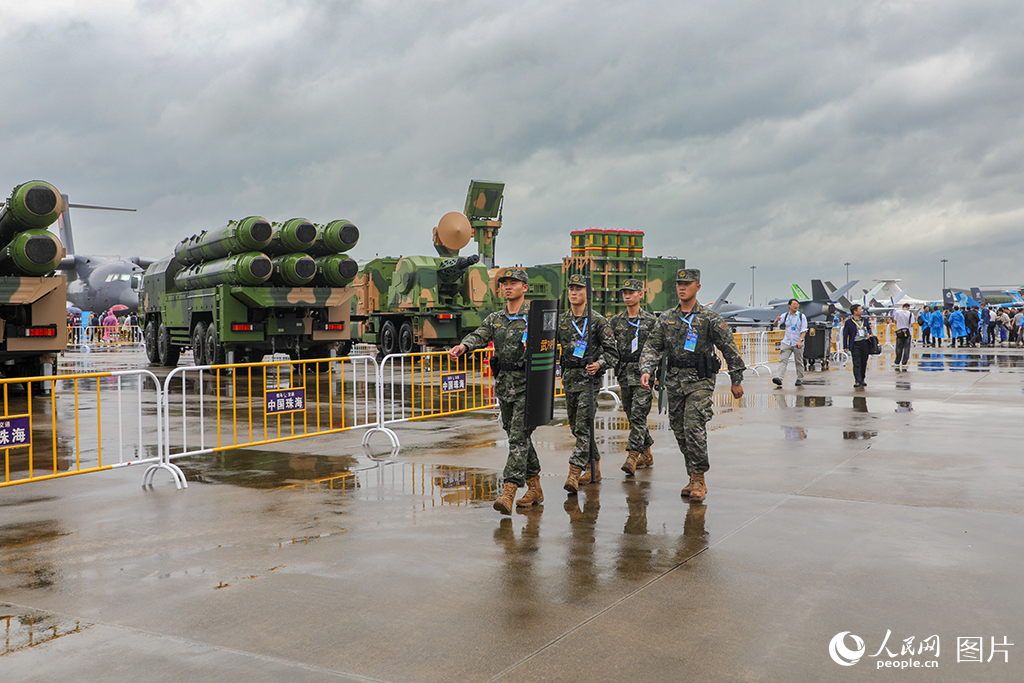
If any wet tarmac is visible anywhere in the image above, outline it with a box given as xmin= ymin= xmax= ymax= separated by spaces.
xmin=2 ymin=346 xmax=1023 ymax=681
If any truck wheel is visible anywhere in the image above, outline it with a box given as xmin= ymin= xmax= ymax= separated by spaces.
xmin=192 ymin=322 xmax=208 ymax=366
xmin=379 ymin=320 xmax=398 ymax=356
xmin=399 ymin=322 xmax=415 ymax=354
xmin=205 ymin=325 xmax=226 ymax=366
xmin=158 ymin=323 xmax=180 ymax=367
xmin=144 ymin=319 xmax=160 ymax=363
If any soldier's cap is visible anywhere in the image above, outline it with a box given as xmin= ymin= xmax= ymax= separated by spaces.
xmin=620 ymin=278 xmax=645 ymax=291
xmin=676 ymin=268 xmax=701 ymax=282
xmin=567 ymin=273 xmax=589 ymax=288
xmin=497 ymin=267 xmax=528 ymax=284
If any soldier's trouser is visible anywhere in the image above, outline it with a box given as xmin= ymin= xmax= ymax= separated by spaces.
xmin=619 ymin=383 xmax=654 ymax=452
xmin=499 ymin=394 xmax=540 ymax=487
xmin=778 ymin=343 xmax=804 ymax=380
xmin=565 ymin=388 xmax=599 ymax=469
xmin=668 ymin=382 xmax=714 ymax=475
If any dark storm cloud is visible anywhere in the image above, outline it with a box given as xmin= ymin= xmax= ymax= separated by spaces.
xmin=2 ymin=0 xmax=1023 ymax=301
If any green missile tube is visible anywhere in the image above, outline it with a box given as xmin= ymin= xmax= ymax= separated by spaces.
xmin=311 ymin=254 xmax=359 ymax=287
xmin=269 ymin=253 xmax=317 ymax=286
xmin=265 ymin=218 xmax=317 ymax=255
xmin=0 ymin=180 xmax=65 ymax=250
xmin=307 ymin=220 xmax=359 ymax=257
xmin=174 ymin=216 xmax=273 ymax=266
xmin=0 ymin=229 xmax=64 ymax=276
xmin=173 ymin=252 xmax=274 ymax=291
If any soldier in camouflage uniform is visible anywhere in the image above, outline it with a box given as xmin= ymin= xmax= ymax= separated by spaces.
xmin=609 ymin=278 xmax=659 ymax=476
xmin=640 ymin=269 xmax=745 ymax=502
xmin=559 ymin=274 xmax=618 ymax=494
xmin=449 ymin=268 xmax=541 ymax=514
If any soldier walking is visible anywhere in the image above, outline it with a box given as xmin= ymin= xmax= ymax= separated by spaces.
xmin=449 ymin=268 xmax=542 ymax=515
xmin=558 ymin=274 xmax=617 ymax=494
xmin=639 ymin=269 xmax=745 ymax=502
xmin=609 ymin=278 xmax=658 ymax=475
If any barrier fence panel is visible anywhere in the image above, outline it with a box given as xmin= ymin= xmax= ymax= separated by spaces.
xmin=158 ymin=355 xmax=383 ymax=487
xmin=67 ymin=325 xmax=144 ymax=349
xmin=0 ymin=369 xmax=163 ymax=488
xmin=375 ymin=349 xmax=496 ymax=428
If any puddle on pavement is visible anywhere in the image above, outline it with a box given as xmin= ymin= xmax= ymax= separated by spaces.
xmin=843 ymin=430 xmax=878 ymax=440
xmin=0 ymin=521 xmax=66 ymax=590
xmin=177 ymin=448 xmax=500 ymax=507
xmin=782 ymin=426 xmax=808 ymax=440
xmin=0 ymin=607 xmax=92 ymax=657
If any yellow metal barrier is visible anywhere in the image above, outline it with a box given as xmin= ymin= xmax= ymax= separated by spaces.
xmin=67 ymin=325 xmax=144 ymax=348
xmin=162 ymin=355 xmax=382 ymax=468
xmin=378 ymin=348 xmax=496 ymax=425
xmin=0 ymin=369 xmax=162 ymax=488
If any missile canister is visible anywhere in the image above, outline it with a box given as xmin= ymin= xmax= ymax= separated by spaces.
xmin=265 ymin=218 xmax=317 ymax=255
xmin=173 ymin=252 xmax=273 ymax=291
xmin=308 ymin=220 xmax=359 ymax=257
xmin=311 ymin=254 xmax=358 ymax=287
xmin=269 ymin=253 xmax=317 ymax=286
xmin=0 ymin=229 xmax=64 ymax=276
xmin=0 ymin=180 xmax=66 ymax=249
xmin=174 ymin=216 xmax=273 ymax=266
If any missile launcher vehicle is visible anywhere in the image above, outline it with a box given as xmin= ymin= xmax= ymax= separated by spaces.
xmin=0 ymin=180 xmax=69 ymax=381
xmin=141 ymin=216 xmax=360 ymax=366
xmin=351 ymin=180 xmax=502 ymax=355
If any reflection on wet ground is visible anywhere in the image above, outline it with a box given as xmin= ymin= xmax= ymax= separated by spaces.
xmin=782 ymin=426 xmax=807 ymax=440
xmin=0 ymin=606 xmax=91 ymax=657
xmin=843 ymin=430 xmax=878 ymax=440
xmin=178 ymin=448 xmax=501 ymax=508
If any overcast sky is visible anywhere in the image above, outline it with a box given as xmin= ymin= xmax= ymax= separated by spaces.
xmin=3 ymin=0 xmax=1023 ymax=305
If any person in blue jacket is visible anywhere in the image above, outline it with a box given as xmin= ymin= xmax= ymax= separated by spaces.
xmin=949 ymin=306 xmax=968 ymax=348
xmin=919 ymin=306 xmax=932 ymax=346
xmin=929 ymin=306 xmax=946 ymax=347
xmin=843 ymin=304 xmax=873 ymax=387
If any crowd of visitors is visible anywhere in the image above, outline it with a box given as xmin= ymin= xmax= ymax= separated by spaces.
xmin=915 ymin=304 xmax=1023 ymax=348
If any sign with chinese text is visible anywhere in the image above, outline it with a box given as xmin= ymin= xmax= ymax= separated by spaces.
xmin=441 ymin=373 xmax=466 ymax=393
xmin=265 ymin=388 xmax=306 ymax=414
xmin=0 ymin=415 xmax=31 ymax=448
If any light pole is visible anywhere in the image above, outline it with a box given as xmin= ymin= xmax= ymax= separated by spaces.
xmin=844 ymin=262 xmax=851 ymax=282
xmin=941 ymin=259 xmax=948 ymax=290
xmin=750 ymin=266 xmax=756 ymax=306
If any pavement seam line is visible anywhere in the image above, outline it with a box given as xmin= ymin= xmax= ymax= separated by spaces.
xmin=0 ymin=600 xmax=393 ymax=683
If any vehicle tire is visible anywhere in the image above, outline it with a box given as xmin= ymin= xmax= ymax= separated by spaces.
xmin=144 ymin=319 xmax=160 ymax=363
xmin=157 ymin=323 xmax=180 ymax=367
xmin=379 ymin=320 xmax=398 ymax=356
xmin=335 ymin=340 xmax=353 ymax=358
xmin=398 ymin=321 xmax=415 ymax=354
xmin=192 ymin=321 xmax=208 ymax=366
xmin=205 ymin=325 xmax=226 ymax=366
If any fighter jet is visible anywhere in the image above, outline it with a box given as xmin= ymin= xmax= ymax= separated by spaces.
xmin=55 ymin=196 xmax=152 ymax=314
xmin=717 ymin=280 xmax=859 ymax=324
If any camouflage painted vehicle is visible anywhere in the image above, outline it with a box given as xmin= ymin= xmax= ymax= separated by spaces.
xmin=141 ymin=218 xmax=359 ymax=366
xmin=0 ymin=180 xmax=69 ymax=381
xmin=351 ymin=180 xmax=502 ymax=355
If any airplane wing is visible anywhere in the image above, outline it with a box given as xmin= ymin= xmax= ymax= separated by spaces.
xmin=828 ymin=280 xmax=860 ymax=302
xmin=711 ymin=283 xmax=736 ymax=312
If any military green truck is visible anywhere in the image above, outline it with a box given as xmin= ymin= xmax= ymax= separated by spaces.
xmin=0 ymin=180 xmax=69 ymax=381
xmin=141 ymin=217 xmax=359 ymax=366
xmin=351 ymin=180 xmax=502 ymax=355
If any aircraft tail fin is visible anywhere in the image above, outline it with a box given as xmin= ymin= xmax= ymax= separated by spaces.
xmin=711 ymin=283 xmax=736 ymax=312
xmin=971 ymin=287 xmax=987 ymax=304
xmin=942 ymin=289 xmax=956 ymax=309
xmin=791 ymin=283 xmax=809 ymax=300
xmin=810 ymin=280 xmax=829 ymax=302
xmin=1012 ymin=290 xmax=1024 ymax=305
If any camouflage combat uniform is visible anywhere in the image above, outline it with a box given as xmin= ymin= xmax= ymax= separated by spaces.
xmin=610 ymin=307 xmax=659 ymax=453
xmin=639 ymin=302 xmax=745 ymax=475
xmin=459 ymin=300 xmax=538 ymax=487
xmin=558 ymin=309 xmax=618 ymax=469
